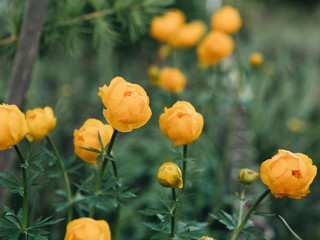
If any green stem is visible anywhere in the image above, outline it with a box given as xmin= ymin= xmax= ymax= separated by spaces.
xmin=46 ymin=136 xmax=73 ymax=222
xmin=230 ymin=189 xmax=270 ymax=240
xmin=236 ymin=184 xmax=247 ymax=228
xmin=5 ymin=213 xmax=23 ymax=229
xmin=171 ymin=188 xmax=177 ymax=238
xmin=14 ymin=145 xmax=28 ymax=240
xmin=89 ymin=130 xmax=118 ymax=218
xmin=181 ymin=145 xmax=188 ymax=188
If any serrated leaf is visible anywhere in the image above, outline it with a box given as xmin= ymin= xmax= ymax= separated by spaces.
xmin=79 ymin=146 xmax=102 ymax=154
xmin=243 ymin=228 xmax=267 ymax=240
xmin=0 ymin=229 xmax=20 ymax=240
xmin=139 ymin=208 xmax=170 ymax=216
xmin=211 ymin=210 xmax=237 ymax=230
xmin=96 ymin=154 xmax=104 ymax=167
xmin=29 ymin=164 xmax=44 ymax=172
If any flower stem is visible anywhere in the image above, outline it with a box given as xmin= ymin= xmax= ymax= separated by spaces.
xmin=236 ymin=184 xmax=247 ymax=228
xmin=171 ymin=188 xmax=177 ymax=238
xmin=230 ymin=189 xmax=270 ymax=240
xmin=181 ymin=144 xmax=188 ymax=188
xmin=89 ymin=130 xmax=118 ymax=218
xmin=46 ymin=136 xmax=73 ymax=222
xmin=14 ymin=145 xmax=28 ymax=240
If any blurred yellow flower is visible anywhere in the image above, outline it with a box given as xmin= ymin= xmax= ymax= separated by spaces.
xmin=64 ymin=218 xmax=111 ymax=240
xmin=158 ymin=67 xmax=186 ymax=93
xmin=169 ymin=20 xmax=207 ymax=49
xmin=197 ymin=31 xmax=234 ymax=65
xmin=158 ymin=44 xmax=172 ymax=60
xmin=73 ymin=119 xmax=113 ymax=166
xmin=0 ymin=104 xmax=28 ymax=150
xmin=249 ymin=52 xmax=264 ymax=67
xmin=150 ymin=9 xmax=185 ymax=42
xmin=98 ymin=77 xmax=152 ymax=132
xmin=158 ymin=162 xmax=183 ymax=188
xmin=238 ymin=168 xmax=259 ymax=185
xmin=159 ymin=101 xmax=203 ymax=146
xmin=26 ymin=106 xmax=56 ymax=142
xmin=211 ymin=6 xmax=242 ymax=34
xmin=287 ymin=118 xmax=307 ymax=133
xmin=148 ymin=65 xmax=159 ymax=84
xmin=260 ymin=150 xmax=317 ymax=199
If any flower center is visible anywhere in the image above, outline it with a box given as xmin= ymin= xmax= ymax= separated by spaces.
xmin=291 ymin=170 xmax=302 ymax=179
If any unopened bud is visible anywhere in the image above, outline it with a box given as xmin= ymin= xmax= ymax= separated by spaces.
xmin=238 ymin=168 xmax=259 ymax=185
xmin=199 ymin=237 xmax=215 ymax=240
xmin=157 ymin=162 xmax=183 ymax=188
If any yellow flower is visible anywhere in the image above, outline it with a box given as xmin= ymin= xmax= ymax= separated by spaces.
xmin=249 ymin=52 xmax=264 ymax=67
xmin=158 ymin=68 xmax=186 ymax=93
xmin=150 ymin=9 xmax=186 ymax=42
xmin=169 ymin=20 xmax=207 ymax=49
xmin=159 ymin=101 xmax=203 ymax=146
xmin=197 ymin=31 xmax=234 ymax=65
xmin=73 ymin=119 xmax=113 ymax=166
xmin=238 ymin=168 xmax=259 ymax=185
xmin=26 ymin=106 xmax=57 ymax=141
xmin=211 ymin=6 xmax=242 ymax=34
xmin=157 ymin=162 xmax=183 ymax=188
xmin=260 ymin=150 xmax=317 ymax=199
xmin=148 ymin=65 xmax=160 ymax=84
xmin=98 ymin=77 xmax=152 ymax=132
xmin=158 ymin=44 xmax=172 ymax=60
xmin=64 ymin=218 xmax=111 ymax=240
xmin=0 ymin=104 xmax=28 ymax=150
xmin=199 ymin=237 xmax=215 ymax=240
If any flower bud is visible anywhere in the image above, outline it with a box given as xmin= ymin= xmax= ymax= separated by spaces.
xmin=64 ymin=218 xmax=111 ymax=240
xmin=26 ymin=106 xmax=57 ymax=141
xmin=238 ymin=168 xmax=259 ymax=185
xmin=73 ymin=119 xmax=113 ymax=166
xmin=157 ymin=162 xmax=183 ymax=188
xmin=0 ymin=104 xmax=28 ymax=150
xmin=249 ymin=52 xmax=264 ymax=67
xmin=199 ymin=237 xmax=215 ymax=240
xmin=148 ymin=65 xmax=159 ymax=84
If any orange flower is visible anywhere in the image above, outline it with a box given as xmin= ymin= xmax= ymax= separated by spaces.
xmin=0 ymin=104 xmax=28 ymax=150
xmin=158 ymin=68 xmax=186 ymax=93
xmin=249 ymin=52 xmax=264 ymax=67
xmin=169 ymin=20 xmax=206 ymax=49
xmin=150 ymin=9 xmax=185 ymax=42
xmin=197 ymin=31 xmax=234 ymax=65
xmin=64 ymin=218 xmax=111 ymax=240
xmin=158 ymin=162 xmax=183 ymax=188
xmin=73 ymin=119 xmax=113 ymax=166
xmin=26 ymin=106 xmax=56 ymax=141
xmin=159 ymin=101 xmax=203 ymax=146
xmin=98 ymin=77 xmax=152 ymax=132
xmin=211 ymin=6 xmax=242 ymax=34
xmin=260 ymin=150 xmax=317 ymax=199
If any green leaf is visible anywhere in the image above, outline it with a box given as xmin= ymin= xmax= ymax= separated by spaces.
xmin=139 ymin=208 xmax=171 ymax=216
xmin=243 ymin=228 xmax=267 ymax=240
xmin=29 ymin=163 xmax=44 ymax=172
xmin=211 ymin=210 xmax=237 ymax=230
xmin=0 ymin=172 xmax=23 ymax=196
xmin=79 ymin=146 xmax=102 ymax=154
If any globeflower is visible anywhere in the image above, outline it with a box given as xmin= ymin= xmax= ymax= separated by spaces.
xmin=169 ymin=20 xmax=206 ymax=49
xmin=158 ymin=68 xmax=186 ymax=93
xmin=249 ymin=52 xmax=264 ymax=67
xmin=0 ymin=104 xmax=28 ymax=150
xmin=64 ymin=218 xmax=111 ymax=240
xmin=150 ymin=9 xmax=185 ymax=42
xmin=197 ymin=31 xmax=234 ymax=66
xmin=73 ymin=119 xmax=113 ymax=166
xmin=260 ymin=150 xmax=317 ymax=199
xmin=158 ymin=162 xmax=183 ymax=188
xmin=98 ymin=76 xmax=152 ymax=132
xmin=211 ymin=6 xmax=242 ymax=34
xmin=26 ymin=106 xmax=57 ymax=141
xmin=159 ymin=101 xmax=203 ymax=146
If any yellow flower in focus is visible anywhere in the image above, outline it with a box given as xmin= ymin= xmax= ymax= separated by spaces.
xmin=199 ymin=237 xmax=215 ymax=240
xmin=169 ymin=20 xmax=207 ymax=49
xmin=287 ymin=118 xmax=307 ymax=133
xmin=249 ymin=52 xmax=264 ymax=67
xmin=64 ymin=218 xmax=111 ymax=240
xmin=159 ymin=101 xmax=204 ymax=146
xmin=26 ymin=106 xmax=57 ymax=142
xmin=150 ymin=9 xmax=185 ymax=42
xmin=73 ymin=119 xmax=113 ymax=166
xmin=158 ymin=68 xmax=186 ymax=93
xmin=238 ymin=168 xmax=259 ymax=185
xmin=0 ymin=104 xmax=28 ymax=150
xmin=98 ymin=76 xmax=152 ymax=132
xmin=260 ymin=150 xmax=317 ymax=199
xmin=197 ymin=31 xmax=234 ymax=65
xmin=158 ymin=162 xmax=183 ymax=188
xmin=211 ymin=6 xmax=242 ymax=34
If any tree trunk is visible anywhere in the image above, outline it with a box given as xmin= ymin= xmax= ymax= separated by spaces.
xmin=0 ymin=0 xmax=48 ymax=205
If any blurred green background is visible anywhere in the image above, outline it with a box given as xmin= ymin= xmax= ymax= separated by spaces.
xmin=1 ymin=0 xmax=320 ymax=239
